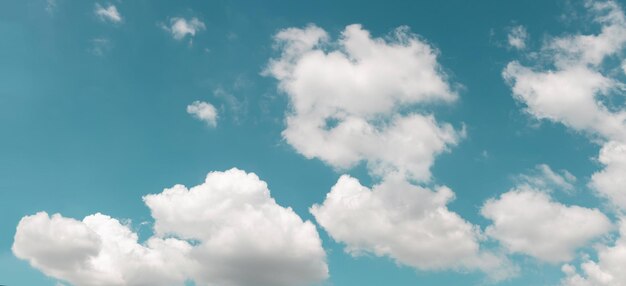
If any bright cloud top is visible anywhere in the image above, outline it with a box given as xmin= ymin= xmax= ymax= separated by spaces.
xmin=265 ymin=24 xmax=462 ymax=181
xmin=187 ymin=100 xmax=218 ymax=127
xmin=163 ymin=17 xmax=206 ymax=40
xmin=13 ymin=168 xmax=328 ymax=286
xmin=94 ymin=4 xmax=122 ymax=23
xmin=503 ymin=0 xmax=626 ymax=281
xmin=311 ymin=174 xmax=517 ymax=281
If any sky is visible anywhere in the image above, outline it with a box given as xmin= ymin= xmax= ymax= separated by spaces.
xmin=1 ymin=0 xmax=626 ymax=285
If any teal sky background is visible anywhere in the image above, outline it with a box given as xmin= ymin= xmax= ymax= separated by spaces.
xmin=0 ymin=0 xmax=612 ymax=285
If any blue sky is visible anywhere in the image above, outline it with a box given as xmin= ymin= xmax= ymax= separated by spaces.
xmin=2 ymin=0 xmax=626 ymax=285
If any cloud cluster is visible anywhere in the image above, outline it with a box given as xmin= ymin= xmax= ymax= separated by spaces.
xmin=266 ymin=24 xmax=517 ymax=280
xmin=503 ymin=0 xmax=626 ymax=281
xmin=13 ymin=169 xmax=328 ymax=286
xmin=187 ymin=100 xmax=218 ymax=127
xmin=265 ymin=24 xmax=462 ymax=181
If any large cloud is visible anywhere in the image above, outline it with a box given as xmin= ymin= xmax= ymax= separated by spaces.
xmin=265 ymin=24 xmax=462 ymax=181
xmin=13 ymin=168 xmax=328 ymax=286
xmin=311 ymin=174 xmax=516 ymax=281
xmin=482 ymin=186 xmax=611 ymax=263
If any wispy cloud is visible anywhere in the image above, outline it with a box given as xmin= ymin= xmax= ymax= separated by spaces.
xmin=95 ymin=3 xmax=122 ymax=23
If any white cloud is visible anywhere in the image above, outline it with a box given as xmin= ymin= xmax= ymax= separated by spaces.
xmin=482 ymin=186 xmax=612 ymax=263
xmin=13 ymin=212 xmax=191 ymax=286
xmin=508 ymin=25 xmax=528 ymax=50
xmin=163 ymin=17 xmax=206 ymax=40
xmin=503 ymin=1 xmax=626 ymax=213
xmin=311 ymin=174 xmax=517 ymax=281
xmin=94 ymin=4 xmax=122 ymax=23
xmin=516 ymin=164 xmax=577 ymax=193
xmin=503 ymin=1 xmax=626 ymax=141
xmin=265 ymin=24 xmax=462 ymax=181
xmin=562 ymin=219 xmax=626 ymax=286
xmin=590 ymin=141 xmax=626 ymax=210
xmin=186 ymin=101 xmax=218 ymax=127
xmin=13 ymin=168 xmax=328 ymax=286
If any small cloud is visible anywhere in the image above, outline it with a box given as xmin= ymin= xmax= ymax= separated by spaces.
xmin=95 ymin=3 xmax=122 ymax=23
xmin=187 ymin=101 xmax=218 ymax=127
xmin=89 ymin=37 xmax=112 ymax=56
xmin=507 ymin=25 xmax=528 ymax=50
xmin=45 ymin=0 xmax=57 ymax=14
xmin=162 ymin=17 xmax=205 ymax=40
xmin=516 ymin=164 xmax=577 ymax=193
xmin=213 ymin=87 xmax=248 ymax=124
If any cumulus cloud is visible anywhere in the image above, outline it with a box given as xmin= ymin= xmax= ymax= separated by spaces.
xmin=562 ymin=219 xmax=626 ymax=286
xmin=13 ymin=212 xmax=190 ymax=286
xmin=13 ymin=169 xmax=328 ymax=286
xmin=163 ymin=17 xmax=206 ymax=40
xmin=187 ymin=101 xmax=218 ymax=127
xmin=311 ymin=174 xmax=517 ymax=281
xmin=507 ymin=25 xmax=528 ymax=50
xmin=265 ymin=24 xmax=463 ymax=181
xmin=94 ymin=4 xmax=122 ymax=23
xmin=503 ymin=0 xmax=626 ymax=211
xmin=482 ymin=185 xmax=612 ymax=263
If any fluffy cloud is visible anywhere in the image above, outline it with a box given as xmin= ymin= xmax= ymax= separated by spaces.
xmin=163 ymin=17 xmax=206 ymax=40
xmin=13 ymin=212 xmax=190 ymax=286
xmin=187 ymin=101 xmax=218 ymax=127
xmin=13 ymin=169 xmax=328 ymax=286
xmin=503 ymin=1 xmax=626 ymax=210
xmin=507 ymin=25 xmax=528 ymax=50
xmin=562 ymin=219 xmax=626 ymax=286
xmin=311 ymin=174 xmax=516 ymax=281
xmin=482 ymin=186 xmax=612 ymax=263
xmin=265 ymin=24 xmax=462 ymax=181
xmin=94 ymin=4 xmax=122 ymax=23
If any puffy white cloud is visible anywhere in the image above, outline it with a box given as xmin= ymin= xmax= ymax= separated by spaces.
xmin=163 ymin=17 xmax=206 ymax=40
xmin=311 ymin=174 xmax=517 ymax=281
xmin=482 ymin=186 xmax=612 ymax=263
xmin=13 ymin=169 xmax=328 ymax=286
xmin=13 ymin=212 xmax=190 ymax=286
xmin=562 ymin=219 xmax=626 ymax=286
xmin=187 ymin=100 xmax=218 ymax=127
xmin=265 ymin=24 xmax=462 ymax=181
xmin=143 ymin=168 xmax=328 ymax=286
xmin=503 ymin=1 xmax=626 ymax=213
xmin=508 ymin=25 xmax=528 ymax=50
xmin=94 ymin=4 xmax=122 ymax=23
